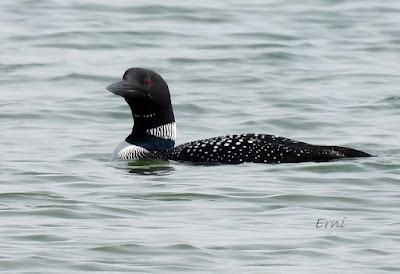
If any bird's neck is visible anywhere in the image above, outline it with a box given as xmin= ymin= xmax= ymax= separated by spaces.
xmin=125 ymin=102 xmax=176 ymax=151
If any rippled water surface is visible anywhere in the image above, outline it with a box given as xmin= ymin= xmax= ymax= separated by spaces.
xmin=1 ymin=0 xmax=400 ymax=273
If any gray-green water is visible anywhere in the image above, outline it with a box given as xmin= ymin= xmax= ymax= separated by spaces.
xmin=1 ymin=0 xmax=400 ymax=273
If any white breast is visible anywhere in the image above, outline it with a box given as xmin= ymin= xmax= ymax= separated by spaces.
xmin=112 ymin=141 xmax=150 ymax=160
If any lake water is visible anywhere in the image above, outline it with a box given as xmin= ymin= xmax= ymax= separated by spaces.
xmin=1 ymin=0 xmax=399 ymax=273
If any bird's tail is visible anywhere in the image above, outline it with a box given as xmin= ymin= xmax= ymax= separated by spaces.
xmin=323 ymin=146 xmax=373 ymax=158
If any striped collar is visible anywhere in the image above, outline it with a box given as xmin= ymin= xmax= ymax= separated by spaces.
xmin=146 ymin=122 xmax=176 ymax=141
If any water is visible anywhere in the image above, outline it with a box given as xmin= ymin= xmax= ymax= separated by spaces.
xmin=1 ymin=0 xmax=400 ymax=273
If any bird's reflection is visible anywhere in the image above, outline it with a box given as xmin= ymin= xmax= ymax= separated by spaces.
xmin=126 ymin=159 xmax=175 ymax=175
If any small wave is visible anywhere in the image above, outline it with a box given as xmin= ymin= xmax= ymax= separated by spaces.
xmin=0 ymin=62 xmax=51 ymax=72
xmin=229 ymin=32 xmax=299 ymax=41
xmin=48 ymin=73 xmax=112 ymax=82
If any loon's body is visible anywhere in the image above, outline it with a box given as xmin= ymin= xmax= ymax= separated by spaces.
xmin=107 ymin=68 xmax=371 ymax=164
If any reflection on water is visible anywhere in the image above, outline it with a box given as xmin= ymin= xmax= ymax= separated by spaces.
xmin=126 ymin=159 xmax=175 ymax=175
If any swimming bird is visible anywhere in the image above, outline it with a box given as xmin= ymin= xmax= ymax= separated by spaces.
xmin=106 ymin=68 xmax=371 ymax=164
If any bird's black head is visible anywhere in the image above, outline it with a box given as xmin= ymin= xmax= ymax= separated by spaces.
xmin=106 ymin=68 xmax=175 ymax=144
xmin=107 ymin=68 xmax=170 ymax=102
xmin=107 ymin=67 xmax=174 ymax=124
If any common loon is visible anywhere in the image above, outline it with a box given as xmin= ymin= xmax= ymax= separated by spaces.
xmin=106 ymin=68 xmax=371 ymax=164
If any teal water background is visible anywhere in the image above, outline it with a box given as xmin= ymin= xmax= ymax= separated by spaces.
xmin=1 ymin=0 xmax=400 ymax=273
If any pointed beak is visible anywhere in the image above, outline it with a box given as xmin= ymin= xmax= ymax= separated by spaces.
xmin=106 ymin=78 xmax=152 ymax=102
xmin=106 ymin=80 xmax=143 ymax=97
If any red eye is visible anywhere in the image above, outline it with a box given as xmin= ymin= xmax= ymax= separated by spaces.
xmin=144 ymin=78 xmax=152 ymax=88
